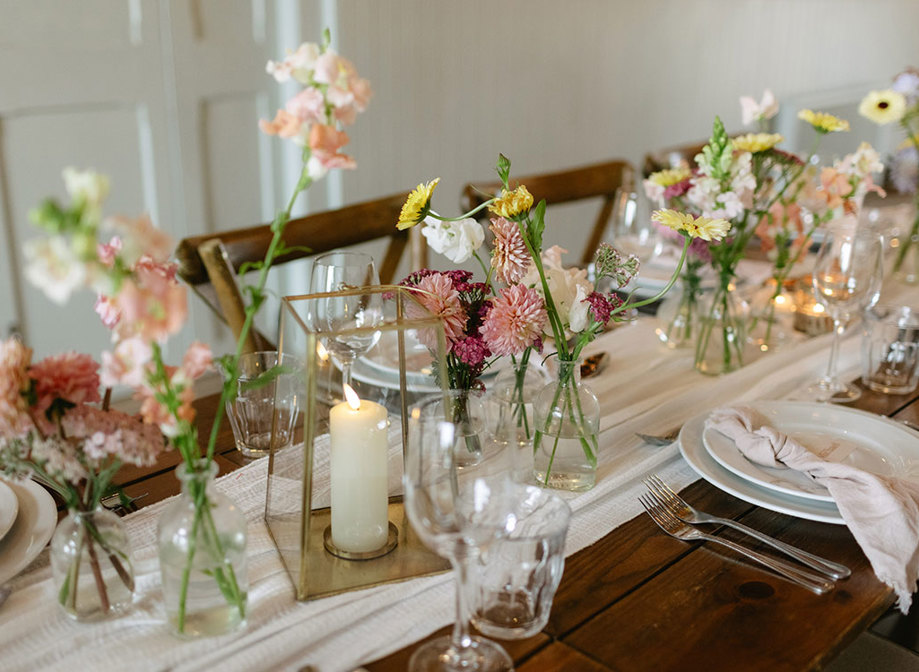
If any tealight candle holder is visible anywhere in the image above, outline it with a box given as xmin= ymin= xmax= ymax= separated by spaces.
xmin=266 ymin=286 xmax=451 ymax=601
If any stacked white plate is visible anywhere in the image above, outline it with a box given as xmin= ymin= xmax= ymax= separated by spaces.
xmin=0 ymin=478 xmax=56 ymax=583
xmin=679 ymin=400 xmax=919 ymax=525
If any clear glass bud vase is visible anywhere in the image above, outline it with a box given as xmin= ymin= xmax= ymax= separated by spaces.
xmin=656 ymin=281 xmax=704 ymax=349
xmin=157 ymin=461 xmax=248 ymax=638
xmin=50 ymin=506 xmax=135 ymax=621
xmin=694 ymin=279 xmax=750 ymax=376
xmin=532 ymin=358 xmax=600 ymax=491
xmin=490 ymin=356 xmax=550 ymax=483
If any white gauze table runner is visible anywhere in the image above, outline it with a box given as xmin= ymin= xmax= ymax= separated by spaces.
xmin=1 ymin=279 xmax=913 ymax=672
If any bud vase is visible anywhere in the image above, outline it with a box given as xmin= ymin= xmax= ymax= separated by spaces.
xmin=50 ymin=506 xmax=135 ymax=621
xmin=894 ymin=232 xmax=919 ymax=285
xmin=532 ymin=358 xmax=600 ymax=491
xmin=656 ymin=281 xmax=705 ymax=350
xmin=490 ymin=356 xmax=550 ymax=482
xmin=157 ymin=461 xmax=248 ymax=638
xmin=694 ymin=279 xmax=750 ymax=376
xmin=447 ymin=388 xmax=485 ymax=468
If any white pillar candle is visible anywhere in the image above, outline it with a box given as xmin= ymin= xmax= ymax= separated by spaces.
xmin=329 ymin=385 xmax=389 ymax=553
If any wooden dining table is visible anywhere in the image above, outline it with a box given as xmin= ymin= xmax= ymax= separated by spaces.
xmin=85 ymin=376 xmax=919 ymax=672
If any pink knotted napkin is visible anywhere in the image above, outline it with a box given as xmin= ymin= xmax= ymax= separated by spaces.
xmin=706 ymin=405 xmax=919 ymax=612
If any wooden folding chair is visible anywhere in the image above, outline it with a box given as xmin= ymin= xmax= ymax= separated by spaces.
xmin=460 ymin=159 xmax=635 ymax=265
xmin=174 ymin=191 xmax=426 ymax=353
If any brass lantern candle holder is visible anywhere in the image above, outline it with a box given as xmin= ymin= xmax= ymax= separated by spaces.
xmin=265 ymin=285 xmax=451 ymax=601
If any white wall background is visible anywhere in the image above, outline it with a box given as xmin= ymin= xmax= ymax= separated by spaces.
xmin=1 ymin=0 xmax=917 ymax=359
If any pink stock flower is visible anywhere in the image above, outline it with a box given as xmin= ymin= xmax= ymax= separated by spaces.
xmin=101 ymin=336 xmax=153 ymax=388
xmin=113 ymin=260 xmax=187 ymax=343
xmin=309 ymin=124 xmax=356 ymax=170
xmin=286 ymin=87 xmax=326 ymax=126
xmin=97 ymin=236 xmax=122 ymax=267
xmin=136 ymin=365 xmax=196 ymax=437
xmin=313 ymin=51 xmax=372 ymax=126
xmin=817 ymin=167 xmax=854 ymax=210
xmin=479 ymin=285 xmax=547 ymax=357
xmin=182 ymin=342 xmax=213 ymax=380
xmin=407 ymin=272 xmax=468 ymax=351
xmin=0 ymin=338 xmax=34 ymax=439
xmin=106 ymin=214 xmax=173 ymax=265
xmin=490 ymin=217 xmax=531 ymax=285
xmin=94 ymin=294 xmax=120 ymax=329
xmin=756 ymin=201 xmax=805 ymax=254
xmin=259 ymin=109 xmax=305 ymax=140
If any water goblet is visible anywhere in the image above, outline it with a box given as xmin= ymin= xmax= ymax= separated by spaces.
xmin=309 ymin=251 xmax=383 ymax=387
xmin=404 ymin=396 xmax=515 ymax=672
xmin=807 ymin=223 xmax=884 ymax=403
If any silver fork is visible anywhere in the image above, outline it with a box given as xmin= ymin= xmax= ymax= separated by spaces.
xmin=635 ymin=428 xmax=680 ymax=446
xmin=639 ymin=494 xmax=834 ymax=595
xmin=644 ymin=474 xmax=850 ymax=580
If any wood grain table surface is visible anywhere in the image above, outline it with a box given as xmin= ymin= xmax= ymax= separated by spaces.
xmin=84 ymin=381 xmax=919 ymax=672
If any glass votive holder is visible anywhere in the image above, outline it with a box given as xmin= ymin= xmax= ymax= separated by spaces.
xmin=792 ymin=275 xmax=834 ymax=336
xmin=225 ymin=351 xmax=301 ymax=458
xmin=862 ymin=305 xmax=919 ymax=395
xmin=470 ymin=485 xmax=571 ymax=639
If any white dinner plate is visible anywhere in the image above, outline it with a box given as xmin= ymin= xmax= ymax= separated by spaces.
xmin=701 ymin=401 xmax=919 ymax=503
xmin=0 ymin=480 xmax=19 ymax=543
xmin=679 ymin=409 xmax=845 ymax=524
xmin=0 ymin=479 xmax=57 ymax=584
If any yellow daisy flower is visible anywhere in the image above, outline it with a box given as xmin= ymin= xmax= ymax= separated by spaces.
xmin=859 ymin=90 xmax=907 ymax=125
xmin=797 ymin=109 xmax=850 ymax=133
xmin=732 ymin=133 xmax=784 ymax=153
xmin=488 ymin=185 xmax=534 ymax=219
xmin=647 ymin=167 xmax=692 ymax=187
xmin=397 ymin=178 xmax=440 ymax=230
xmin=651 ymin=209 xmax=731 ymax=242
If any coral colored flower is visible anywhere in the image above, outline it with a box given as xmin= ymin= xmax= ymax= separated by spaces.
xmin=266 ymin=42 xmax=320 ymax=84
xmin=306 ymin=124 xmax=356 ymax=179
xmin=113 ymin=260 xmax=187 ymax=343
xmin=397 ymin=179 xmax=440 ymax=230
xmin=732 ymin=133 xmax=783 ymax=153
xmin=756 ymin=201 xmax=805 ymax=254
xmin=859 ymin=90 xmax=907 ymax=125
xmin=407 ymin=272 xmax=467 ymax=350
xmin=100 ymin=336 xmax=153 ymax=388
xmin=816 ymin=167 xmax=854 ymax=210
xmin=286 ymin=87 xmax=326 ymax=126
xmin=739 ymin=89 xmax=779 ymax=126
xmin=480 ymin=285 xmax=547 ymax=356
xmin=488 ymin=185 xmax=533 ymax=219
xmin=0 ymin=337 xmax=33 ymax=439
xmin=490 ymin=217 xmax=531 ymax=284
xmin=259 ymin=109 xmax=305 ymax=140
xmin=798 ymin=109 xmax=850 ymax=133
xmin=106 ymin=214 xmax=173 ymax=266
xmin=29 ymin=352 xmax=101 ymax=434
xmin=182 ymin=342 xmax=213 ymax=380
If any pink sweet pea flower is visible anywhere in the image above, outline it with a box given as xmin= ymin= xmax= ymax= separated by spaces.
xmin=100 ymin=336 xmax=153 ymax=388
xmin=181 ymin=341 xmax=213 ymax=380
xmin=285 ymin=87 xmax=326 ymax=125
xmin=114 ymin=261 xmax=187 ymax=343
xmin=259 ymin=109 xmax=305 ymax=140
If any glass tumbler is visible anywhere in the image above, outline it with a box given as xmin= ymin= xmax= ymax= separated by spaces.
xmin=862 ymin=305 xmax=919 ymax=395
xmin=470 ymin=485 xmax=571 ymax=639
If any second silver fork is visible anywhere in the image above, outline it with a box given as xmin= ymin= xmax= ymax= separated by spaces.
xmin=644 ymin=474 xmax=850 ymax=580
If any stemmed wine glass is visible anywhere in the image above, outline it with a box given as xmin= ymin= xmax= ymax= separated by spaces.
xmin=309 ymin=251 xmax=383 ymax=388
xmin=807 ymin=223 xmax=884 ymax=403
xmin=609 ymin=187 xmax=660 ymax=263
xmin=404 ymin=396 xmax=515 ymax=672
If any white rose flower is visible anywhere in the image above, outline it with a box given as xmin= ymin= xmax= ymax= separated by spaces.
xmin=420 ymin=216 xmax=484 ymax=264
xmin=567 ymin=285 xmax=591 ymax=333
xmin=520 ymin=245 xmax=593 ymax=333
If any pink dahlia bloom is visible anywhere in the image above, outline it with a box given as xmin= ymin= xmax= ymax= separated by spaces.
xmin=0 ymin=337 xmax=34 ymax=439
xmin=407 ymin=273 xmax=468 ymax=351
xmin=30 ymin=351 xmax=101 ymax=435
xmin=490 ymin=217 xmax=531 ymax=285
xmin=480 ymin=285 xmax=547 ymax=356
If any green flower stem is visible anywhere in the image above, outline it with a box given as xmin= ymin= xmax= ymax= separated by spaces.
xmin=84 ymin=529 xmax=111 ymax=613
xmin=514 ymin=219 xmax=568 ymax=358
xmin=176 ymin=498 xmax=201 ymax=634
xmin=609 ymin=234 xmax=692 ymax=317
xmin=429 ymin=199 xmax=495 ymax=222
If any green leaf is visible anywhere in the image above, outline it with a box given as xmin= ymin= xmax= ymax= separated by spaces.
xmin=529 ymin=199 xmax=547 ymax=252
xmin=496 ymin=154 xmax=511 ymax=188
xmin=238 ymin=260 xmax=264 ymax=276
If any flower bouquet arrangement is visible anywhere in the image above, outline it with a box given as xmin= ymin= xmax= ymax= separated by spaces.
xmin=396 ymin=155 xmax=724 ymax=489
xmin=644 ymin=92 xmax=883 ymax=372
xmin=11 ymin=29 xmax=369 ymax=635
xmin=859 ymin=70 xmax=919 ymax=279
xmin=0 ymin=335 xmax=164 ymax=620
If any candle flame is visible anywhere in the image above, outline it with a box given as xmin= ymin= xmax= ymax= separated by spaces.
xmin=343 ymin=383 xmax=361 ymax=410
xmin=316 ymin=341 xmax=330 ymax=362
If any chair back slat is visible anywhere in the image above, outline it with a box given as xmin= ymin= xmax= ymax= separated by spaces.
xmin=460 ymin=159 xmax=634 ymax=265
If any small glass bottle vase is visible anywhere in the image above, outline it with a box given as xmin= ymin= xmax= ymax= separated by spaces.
xmin=157 ymin=461 xmax=248 ymax=638
xmin=51 ymin=506 xmax=135 ymax=621
xmin=532 ymin=358 xmax=600 ymax=491
xmin=656 ymin=282 xmax=704 ymax=349
xmin=491 ymin=359 xmax=549 ymax=483
xmin=694 ymin=280 xmax=750 ymax=376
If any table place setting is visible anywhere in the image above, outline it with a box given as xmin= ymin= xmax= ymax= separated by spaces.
xmin=4 ymin=25 xmax=919 ymax=672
